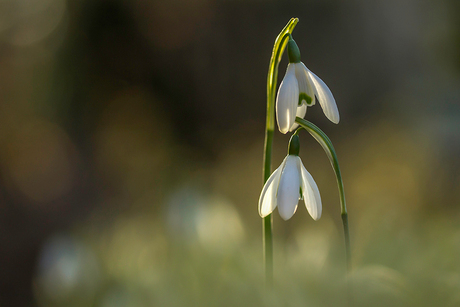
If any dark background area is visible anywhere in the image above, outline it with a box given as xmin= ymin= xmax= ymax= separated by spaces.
xmin=1 ymin=0 xmax=460 ymax=306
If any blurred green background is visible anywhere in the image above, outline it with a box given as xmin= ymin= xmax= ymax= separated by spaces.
xmin=1 ymin=0 xmax=460 ymax=306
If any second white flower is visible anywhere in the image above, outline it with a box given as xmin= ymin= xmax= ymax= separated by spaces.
xmin=258 ymin=155 xmax=322 ymax=221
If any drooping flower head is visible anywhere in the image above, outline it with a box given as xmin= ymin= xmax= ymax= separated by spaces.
xmin=276 ymin=35 xmax=339 ymax=134
xmin=258 ymin=134 xmax=322 ymax=221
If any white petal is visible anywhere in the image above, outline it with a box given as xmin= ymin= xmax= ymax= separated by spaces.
xmin=277 ymin=155 xmax=301 ymax=220
xmin=276 ymin=64 xmax=299 ymax=134
xmin=258 ymin=157 xmax=287 ymax=217
xmin=294 ymin=63 xmax=315 ymax=106
xmin=304 ymin=63 xmax=340 ymax=124
xmin=289 ymin=103 xmax=307 ymax=131
xmin=297 ymin=157 xmax=322 ymax=220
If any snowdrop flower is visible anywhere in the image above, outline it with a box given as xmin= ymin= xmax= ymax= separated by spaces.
xmin=276 ymin=36 xmax=339 ymax=134
xmin=258 ymin=135 xmax=322 ymax=221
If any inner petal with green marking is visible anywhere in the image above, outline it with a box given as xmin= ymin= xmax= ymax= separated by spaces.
xmin=299 ymin=93 xmax=313 ymax=106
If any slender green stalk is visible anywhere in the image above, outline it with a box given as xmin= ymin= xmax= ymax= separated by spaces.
xmin=294 ymin=117 xmax=351 ymax=272
xmin=263 ymin=18 xmax=299 ymax=286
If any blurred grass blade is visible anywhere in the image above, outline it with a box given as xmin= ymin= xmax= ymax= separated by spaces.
xmin=295 ymin=117 xmax=351 ymax=272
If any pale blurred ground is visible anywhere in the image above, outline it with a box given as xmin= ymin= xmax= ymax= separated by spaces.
xmin=1 ymin=0 xmax=460 ymax=306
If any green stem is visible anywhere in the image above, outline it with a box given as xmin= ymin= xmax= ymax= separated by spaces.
xmin=294 ymin=117 xmax=351 ymax=273
xmin=263 ymin=18 xmax=299 ymax=286
xmin=342 ymin=213 xmax=351 ymax=273
xmin=263 ymin=213 xmax=273 ymax=285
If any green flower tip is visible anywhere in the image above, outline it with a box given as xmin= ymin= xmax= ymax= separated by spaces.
xmin=288 ymin=134 xmax=300 ymax=156
xmin=287 ymin=36 xmax=301 ymax=64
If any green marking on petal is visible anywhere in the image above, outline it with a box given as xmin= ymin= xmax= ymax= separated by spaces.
xmin=298 ymin=93 xmax=312 ymax=106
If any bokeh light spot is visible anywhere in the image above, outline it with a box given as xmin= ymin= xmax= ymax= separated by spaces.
xmin=4 ymin=0 xmax=67 ymax=46
xmin=2 ymin=120 xmax=76 ymax=204
xmin=34 ymin=234 xmax=101 ymax=305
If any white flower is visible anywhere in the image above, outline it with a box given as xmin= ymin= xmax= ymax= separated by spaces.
xmin=258 ymin=155 xmax=322 ymax=221
xmin=276 ymin=62 xmax=339 ymax=134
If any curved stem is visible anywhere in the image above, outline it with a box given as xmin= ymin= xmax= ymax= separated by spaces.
xmin=263 ymin=18 xmax=299 ymax=286
xmin=294 ymin=117 xmax=351 ymax=273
